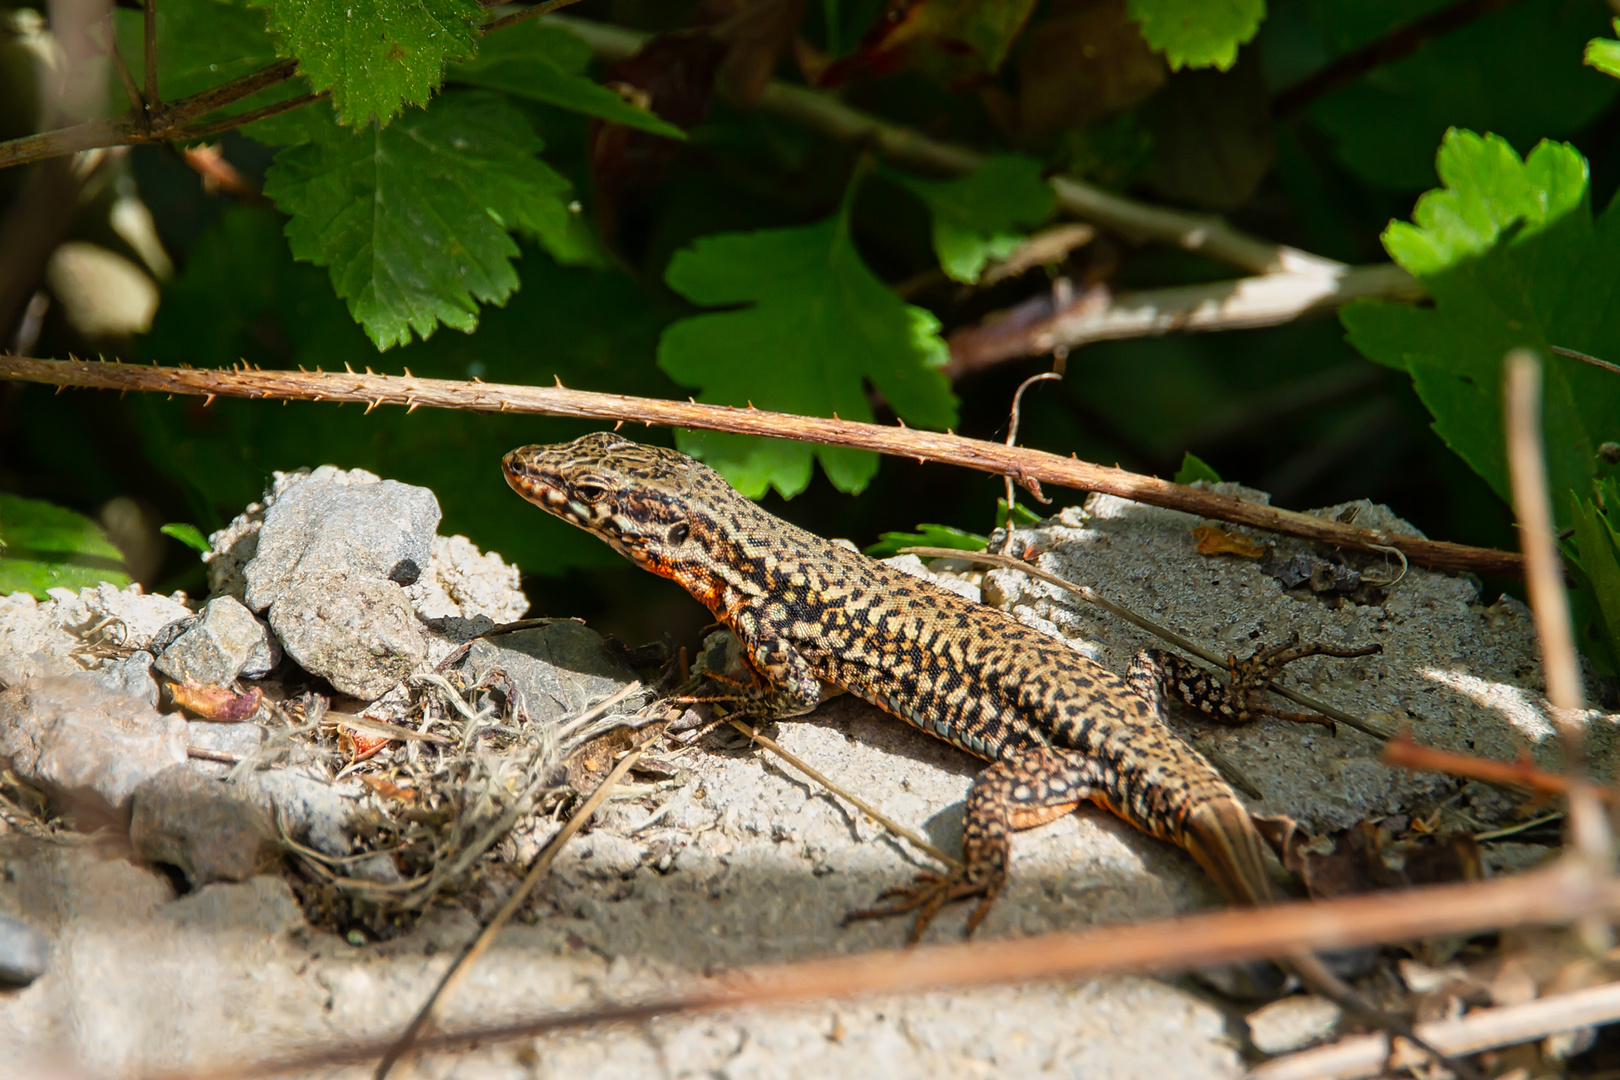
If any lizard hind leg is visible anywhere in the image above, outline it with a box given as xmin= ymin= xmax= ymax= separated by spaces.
xmin=1129 ymin=633 xmax=1380 ymax=732
xmin=844 ymin=750 xmax=1095 ymax=943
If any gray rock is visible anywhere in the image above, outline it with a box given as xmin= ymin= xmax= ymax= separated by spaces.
xmin=184 ymin=720 xmax=266 ymax=777
xmin=244 ymin=476 xmax=440 ymax=613
xmin=165 ymin=876 xmax=306 ymax=937
xmin=269 ymin=573 xmax=426 ymax=700
xmin=155 ymin=596 xmax=281 ymax=685
xmin=130 ymin=766 xmax=279 ymax=886
xmin=404 ymin=534 xmax=528 ymax=625
xmin=1246 ymin=994 xmax=1342 ymax=1054
xmin=87 ymin=650 xmax=159 ymax=708
xmin=0 ymin=676 xmax=187 ymax=821
xmin=460 ymin=622 xmax=639 ymax=725
xmin=347 ymin=851 xmax=403 ymax=885
xmin=0 ymin=914 xmax=48 ymax=987
xmin=242 ymin=767 xmax=358 ymax=857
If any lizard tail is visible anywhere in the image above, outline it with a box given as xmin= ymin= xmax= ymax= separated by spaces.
xmin=1181 ymin=798 xmax=1275 ymax=906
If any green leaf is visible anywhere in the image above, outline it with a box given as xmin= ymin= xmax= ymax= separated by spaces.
xmin=887 ymin=156 xmax=1056 ymax=283
xmin=0 ymin=495 xmax=131 ymax=598
xmin=1380 ymin=131 xmax=1587 ymax=278
xmin=657 ymin=202 xmax=958 ymax=500
xmin=1128 ymin=0 xmax=1264 ymax=70
xmin=263 ymin=90 xmax=586 ymax=349
xmin=1174 ymin=451 xmax=1222 ymax=484
xmin=161 ymin=523 xmax=213 ymax=554
xmin=865 ymin=523 xmax=988 ymax=558
xmin=1585 ymin=18 xmax=1620 ymax=78
xmin=1341 ymin=130 xmax=1620 ymax=529
xmin=1569 ymin=480 xmax=1620 ymax=674
xmin=254 ymin=0 xmax=481 ymax=125
xmin=451 ymin=21 xmax=686 ymax=139
xmin=1309 ymin=0 xmax=1617 ymax=190
xmin=994 ymin=499 xmax=1041 ymax=528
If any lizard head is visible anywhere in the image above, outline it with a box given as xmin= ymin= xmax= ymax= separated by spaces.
xmin=502 ymin=433 xmax=738 ymax=584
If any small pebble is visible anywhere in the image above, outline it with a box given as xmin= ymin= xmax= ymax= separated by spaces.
xmin=1246 ymin=994 xmax=1342 ymax=1054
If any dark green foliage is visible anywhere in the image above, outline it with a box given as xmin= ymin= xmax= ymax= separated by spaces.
xmin=263 ymin=92 xmax=588 ymax=348
xmin=160 ymin=523 xmax=213 ymax=554
xmin=886 ymin=156 xmax=1056 ymax=283
xmin=865 ymin=523 xmax=988 ymax=558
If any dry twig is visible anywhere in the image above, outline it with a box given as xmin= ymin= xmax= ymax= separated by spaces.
xmin=948 ymin=263 xmax=1424 ymax=369
xmin=1383 ymin=731 xmax=1620 ymax=805
xmin=1249 ymin=978 xmax=1620 ymax=1080
xmin=1504 ymin=348 xmax=1614 ymax=944
xmin=0 ymin=356 xmax=1529 ymax=579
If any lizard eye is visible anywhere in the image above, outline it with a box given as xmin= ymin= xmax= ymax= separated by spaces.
xmin=667 ymin=522 xmax=690 ymax=545
xmin=573 ymin=482 xmax=608 ymax=504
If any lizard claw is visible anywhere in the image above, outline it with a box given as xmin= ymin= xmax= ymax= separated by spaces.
xmin=842 ymin=870 xmax=995 ymax=944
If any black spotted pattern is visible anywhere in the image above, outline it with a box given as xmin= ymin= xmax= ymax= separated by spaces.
xmin=503 ymin=434 xmax=1361 ymax=937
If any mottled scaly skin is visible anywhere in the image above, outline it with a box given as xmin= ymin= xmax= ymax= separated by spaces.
xmin=503 ymin=433 xmax=1359 ymax=934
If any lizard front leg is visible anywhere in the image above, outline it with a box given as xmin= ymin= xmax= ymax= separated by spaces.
xmin=739 ymin=632 xmax=833 ymax=720
xmin=846 ymin=748 xmax=1100 ymax=942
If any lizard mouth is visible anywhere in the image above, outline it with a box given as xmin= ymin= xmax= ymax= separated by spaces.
xmin=501 ymin=447 xmax=575 ymax=521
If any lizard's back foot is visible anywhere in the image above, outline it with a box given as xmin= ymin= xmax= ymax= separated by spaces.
xmin=1132 ymin=632 xmax=1381 ymax=733
xmin=842 ymin=867 xmax=1003 ymax=944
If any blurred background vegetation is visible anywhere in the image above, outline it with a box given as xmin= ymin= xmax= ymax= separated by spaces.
xmin=2 ymin=0 xmax=1618 ymax=650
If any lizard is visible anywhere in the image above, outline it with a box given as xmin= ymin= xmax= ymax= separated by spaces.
xmin=502 ymin=433 xmax=1480 ymax=1075
xmin=502 ymin=432 xmax=1377 ymax=929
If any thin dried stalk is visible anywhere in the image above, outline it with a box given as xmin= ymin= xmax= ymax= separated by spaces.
xmin=1250 ymin=979 xmax=1620 ymax=1080
xmin=0 ymin=356 xmax=1528 ymax=579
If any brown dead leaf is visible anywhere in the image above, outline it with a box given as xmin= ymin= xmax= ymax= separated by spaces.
xmin=358 ymin=774 xmax=419 ymax=803
xmin=1014 ymin=0 xmax=1164 ymax=137
xmin=1192 ymin=524 xmax=1268 ymax=558
xmin=169 ymin=681 xmax=263 ymax=721
xmin=1277 ymin=820 xmax=1484 ymax=900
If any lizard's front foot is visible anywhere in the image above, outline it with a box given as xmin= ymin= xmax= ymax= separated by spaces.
xmin=842 ymin=866 xmax=1003 ymax=944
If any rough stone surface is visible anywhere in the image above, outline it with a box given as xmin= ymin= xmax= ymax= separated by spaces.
xmin=0 ymin=914 xmax=48 ymax=987
xmin=983 ymin=494 xmax=1618 ymax=830
xmin=243 ymin=471 xmax=441 ymax=613
xmin=0 ymin=676 xmax=186 ymax=819
xmin=183 ymin=721 xmax=267 ymax=777
xmin=129 ymin=766 xmax=278 ymax=886
xmin=241 ymin=766 xmax=361 ymax=858
xmin=154 ymin=595 xmax=280 ymax=685
xmin=0 ymin=593 xmax=79 ymax=687
xmin=42 ymin=582 xmax=193 ymax=647
xmin=85 ymin=650 xmax=159 ymax=708
xmin=268 ymin=572 xmax=427 ymax=700
xmin=406 ymin=533 xmax=529 ymax=626
xmin=1245 ymin=994 xmax=1342 ymax=1054
xmin=0 ymin=585 xmax=192 ymax=687
xmin=459 ymin=622 xmax=644 ymax=724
